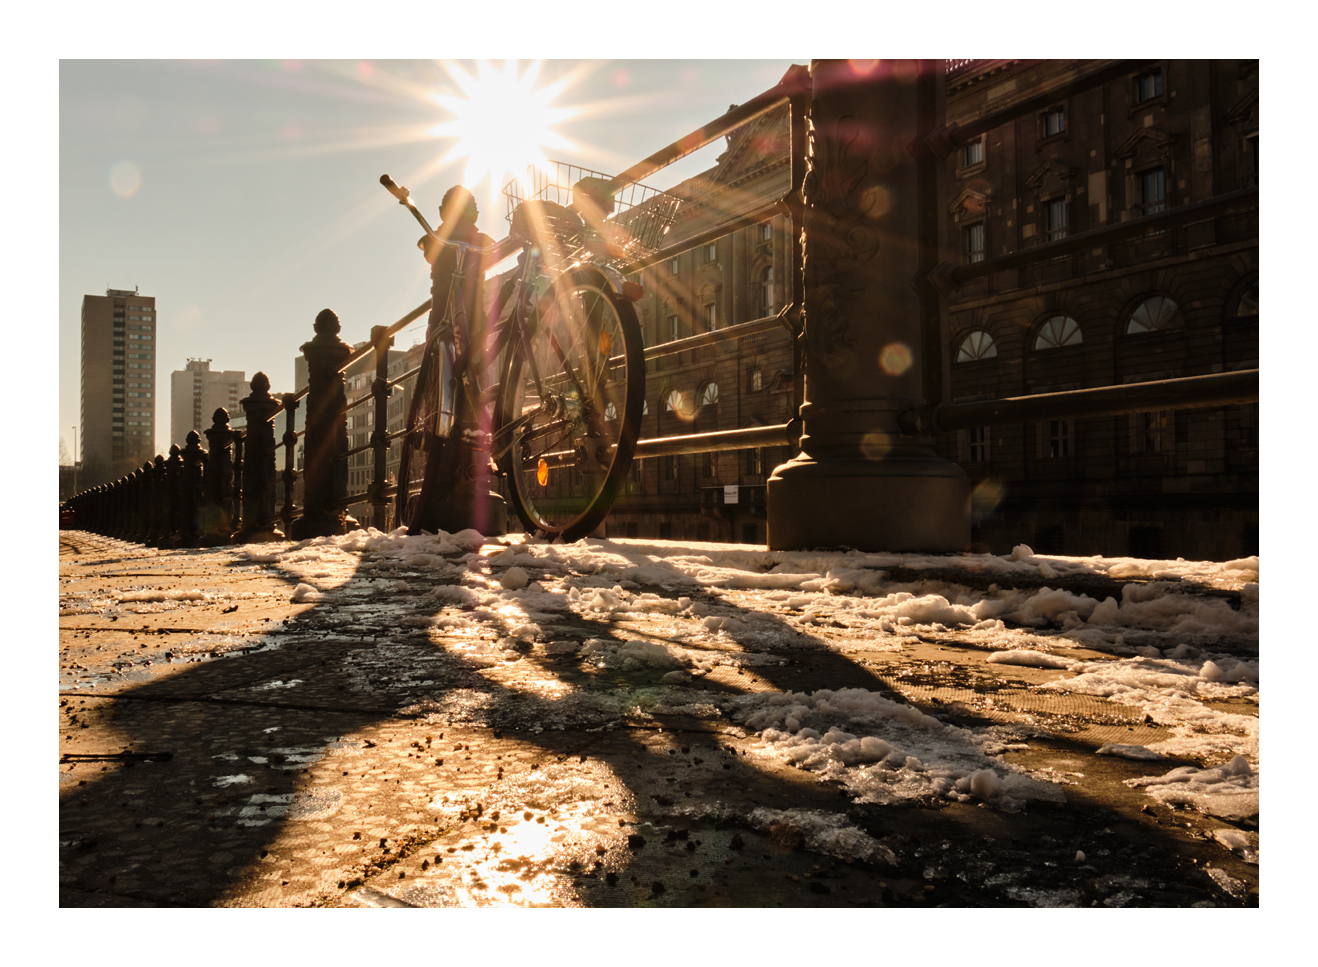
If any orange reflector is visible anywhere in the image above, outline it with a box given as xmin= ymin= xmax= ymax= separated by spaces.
xmin=621 ymin=281 xmax=644 ymax=301
xmin=598 ymin=330 xmax=612 ymax=355
xmin=536 ymin=459 xmax=549 ymax=487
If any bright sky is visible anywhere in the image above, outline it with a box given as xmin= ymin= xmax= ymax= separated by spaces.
xmin=59 ymin=58 xmax=803 ymax=459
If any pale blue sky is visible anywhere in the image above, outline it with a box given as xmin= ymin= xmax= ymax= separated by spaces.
xmin=59 ymin=58 xmax=803 ymax=460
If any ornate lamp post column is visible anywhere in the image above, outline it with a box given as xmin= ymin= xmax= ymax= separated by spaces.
xmin=767 ymin=59 xmax=969 ymax=552
xmin=292 ymin=308 xmax=354 ymax=539
xmin=200 ymin=408 xmax=236 ymax=546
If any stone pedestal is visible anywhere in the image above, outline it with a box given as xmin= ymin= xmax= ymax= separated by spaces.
xmin=767 ymin=59 xmax=969 ymax=552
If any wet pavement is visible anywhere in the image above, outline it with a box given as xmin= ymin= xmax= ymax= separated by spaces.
xmin=58 ymin=530 xmax=1259 ymax=907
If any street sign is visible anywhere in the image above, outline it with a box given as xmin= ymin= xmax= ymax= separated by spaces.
xmin=724 ymin=485 xmax=739 ymax=504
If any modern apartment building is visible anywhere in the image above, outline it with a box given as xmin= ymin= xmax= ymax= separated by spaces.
xmin=80 ymin=288 xmax=157 ymax=482
xmin=170 ymin=359 xmax=246 ymax=445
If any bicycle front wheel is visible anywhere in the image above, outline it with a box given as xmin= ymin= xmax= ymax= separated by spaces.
xmin=498 ymin=268 xmax=644 ymax=541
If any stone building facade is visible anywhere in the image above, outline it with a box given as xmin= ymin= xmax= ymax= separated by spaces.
xmin=596 ymin=60 xmax=1258 ymax=559
xmin=938 ymin=59 xmax=1258 ymax=559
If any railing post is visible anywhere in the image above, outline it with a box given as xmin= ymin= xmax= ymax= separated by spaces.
xmin=158 ymin=444 xmax=183 ymax=549
xmin=145 ymin=455 xmax=166 ymax=546
xmin=236 ymin=372 xmax=284 ymax=543
xmin=200 ymin=408 xmax=236 ymax=546
xmin=133 ymin=461 xmax=152 ymax=544
xmin=292 ymin=309 xmax=354 ymax=539
xmin=368 ymin=324 xmax=394 ymax=532
xmin=179 ymin=430 xmax=207 ymax=548
xmin=766 ymin=59 xmax=970 ymax=552
xmin=279 ymin=393 xmax=301 ymax=537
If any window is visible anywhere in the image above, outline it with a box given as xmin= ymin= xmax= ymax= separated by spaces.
xmin=1045 ymin=419 xmax=1070 ymax=458
xmin=1140 ymin=168 xmax=1166 ymax=216
xmin=662 ymin=455 xmax=678 ymax=481
xmin=1137 ymin=69 xmax=1163 ymax=103
xmin=1136 ymin=411 xmax=1171 ymax=452
xmin=664 ymin=389 xmax=683 ymax=413
xmin=967 ymin=426 xmax=989 ymax=462
xmin=1125 ymin=296 xmax=1181 ymax=335
xmin=704 ymin=302 xmax=716 ymax=330
xmin=962 ymin=140 xmax=984 ymax=166
xmin=964 ymin=222 xmax=985 ymax=263
xmin=761 ymin=265 xmax=776 ymax=315
xmin=1045 ymin=197 xmax=1067 ymax=241
xmin=1034 ymin=315 xmax=1082 ymax=350
xmin=604 ymin=401 xmax=617 ymax=421
xmin=668 ymin=258 xmax=678 ymax=275
xmin=745 ymin=448 xmax=763 ymax=475
xmin=955 ymin=330 xmax=997 ymax=362
xmin=704 ymin=243 xmax=717 ymax=262
xmin=667 ymin=314 xmax=679 ymax=342
xmin=701 ymin=451 xmax=715 ymax=478
xmin=699 ymin=382 xmax=719 ymax=407
xmin=1042 ymin=106 xmax=1066 ymax=137
xmin=758 ymin=222 xmax=772 ymax=242
xmin=749 ymin=368 xmax=763 ymax=392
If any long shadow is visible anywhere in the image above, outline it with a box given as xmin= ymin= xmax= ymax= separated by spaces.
xmin=59 ymin=533 xmax=1255 ymax=907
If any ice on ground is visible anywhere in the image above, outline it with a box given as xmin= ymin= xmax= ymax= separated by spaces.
xmin=987 ymin=650 xmax=1077 ymax=670
xmin=727 ymin=687 xmax=1066 ymax=810
xmin=1125 ymin=755 xmax=1259 ymax=821
xmin=1096 ymin=744 xmax=1166 ymax=761
xmin=747 ymin=808 xmax=897 ymax=866
xmin=118 ymin=588 xmax=212 ymax=603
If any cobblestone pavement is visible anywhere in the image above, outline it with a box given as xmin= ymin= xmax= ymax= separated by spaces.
xmin=58 ymin=530 xmax=1259 ymax=908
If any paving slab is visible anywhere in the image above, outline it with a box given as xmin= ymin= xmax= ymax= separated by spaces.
xmin=59 ymin=531 xmax=1259 ymax=907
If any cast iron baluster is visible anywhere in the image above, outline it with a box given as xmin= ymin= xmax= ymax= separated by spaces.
xmin=159 ymin=444 xmax=183 ymax=549
xmin=201 ymin=408 xmax=236 ymax=546
xmin=292 ymin=309 xmax=354 ymax=538
xmin=369 ymin=324 xmax=394 ymax=531
xmin=133 ymin=461 xmax=153 ymax=543
xmin=179 ymin=430 xmax=207 ymax=548
xmin=145 ymin=455 xmax=166 ymax=546
xmin=236 ymin=372 xmax=283 ymax=543
xmin=280 ymin=394 xmax=300 ymax=536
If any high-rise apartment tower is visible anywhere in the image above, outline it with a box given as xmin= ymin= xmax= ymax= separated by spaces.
xmin=80 ymin=288 xmax=157 ymax=481
xmin=171 ymin=359 xmax=246 ymax=445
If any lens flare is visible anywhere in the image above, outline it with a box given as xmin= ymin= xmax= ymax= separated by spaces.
xmin=109 ymin=161 xmax=141 ymax=198
xmin=879 ymin=342 xmax=912 ymax=376
xmin=861 ymin=432 xmax=892 ymax=461
xmin=429 ymin=61 xmax=574 ymax=192
xmin=536 ymin=459 xmax=549 ymax=487
xmin=972 ymin=478 xmax=1006 ymax=518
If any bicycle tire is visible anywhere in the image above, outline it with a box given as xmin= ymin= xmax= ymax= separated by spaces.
xmin=497 ymin=267 xmax=644 ymax=541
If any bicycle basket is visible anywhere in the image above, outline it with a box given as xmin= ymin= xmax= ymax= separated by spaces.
xmin=502 ymin=160 xmax=682 ymax=267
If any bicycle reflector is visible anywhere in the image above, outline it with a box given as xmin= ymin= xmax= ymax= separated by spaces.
xmin=537 ymin=459 xmax=549 ymax=487
xmin=621 ymin=281 xmax=644 ymax=301
xmin=598 ymin=331 xmax=612 ymax=355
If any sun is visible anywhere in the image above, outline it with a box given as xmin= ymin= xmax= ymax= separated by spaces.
xmin=430 ymin=61 xmax=574 ymax=192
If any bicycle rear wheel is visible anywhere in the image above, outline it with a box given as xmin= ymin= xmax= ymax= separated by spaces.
xmin=498 ymin=268 xmax=644 ymax=541
xmin=395 ymin=337 xmax=444 ymax=530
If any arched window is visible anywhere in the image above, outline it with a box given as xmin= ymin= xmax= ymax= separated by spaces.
xmin=699 ymin=382 xmax=720 ymax=407
xmin=1125 ymin=296 xmax=1181 ymax=334
xmin=1034 ymin=315 xmax=1082 ymax=350
xmin=761 ymin=265 xmax=775 ymax=317
xmin=1236 ymin=283 xmax=1258 ymax=317
xmin=955 ymin=330 xmax=998 ymax=362
xmin=604 ymin=402 xmax=617 ymax=421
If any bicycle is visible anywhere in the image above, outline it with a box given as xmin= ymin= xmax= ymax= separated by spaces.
xmin=381 ymin=161 xmax=681 ymax=541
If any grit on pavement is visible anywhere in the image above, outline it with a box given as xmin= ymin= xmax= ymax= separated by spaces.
xmin=58 ymin=528 xmax=1260 ymax=908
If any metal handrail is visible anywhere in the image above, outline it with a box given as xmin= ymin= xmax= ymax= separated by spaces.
xmin=901 ymin=370 xmax=1260 ymax=436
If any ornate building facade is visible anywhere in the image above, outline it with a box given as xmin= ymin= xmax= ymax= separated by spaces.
xmin=603 ymin=60 xmax=1258 ymax=559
